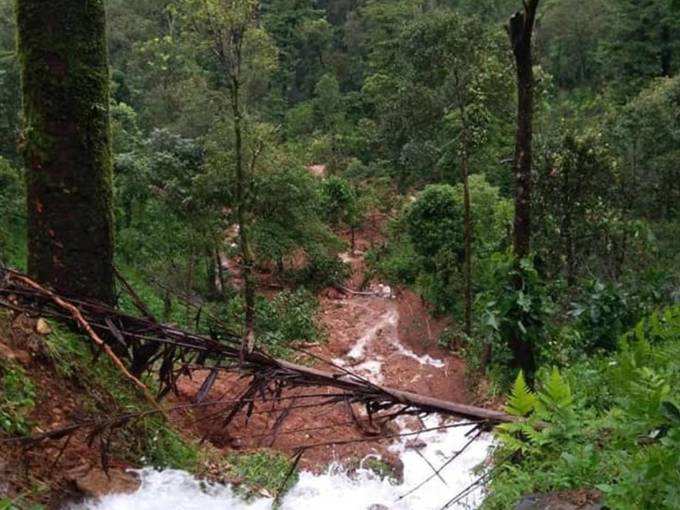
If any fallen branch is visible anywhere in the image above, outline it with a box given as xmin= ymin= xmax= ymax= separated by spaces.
xmin=0 ymin=267 xmax=516 ymax=427
xmin=6 ymin=271 xmax=166 ymax=419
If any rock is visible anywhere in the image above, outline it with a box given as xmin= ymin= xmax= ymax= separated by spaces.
xmin=75 ymin=469 xmax=140 ymax=498
xmin=35 ymin=318 xmax=52 ymax=335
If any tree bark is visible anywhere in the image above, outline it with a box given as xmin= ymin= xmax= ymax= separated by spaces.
xmin=507 ymin=0 xmax=540 ymax=382
xmin=508 ymin=1 xmax=538 ymax=261
xmin=231 ymin=53 xmax=256 ymax=358
xmin=16 ymin=0 xmax=115 ymax=304
xmin=457 ymin=116 xmax=473 ymax=337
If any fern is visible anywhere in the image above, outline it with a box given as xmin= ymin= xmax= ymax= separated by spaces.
xmin=506 ymin=371 xmax=537 ymax=417
xmin=537 ymin=367 xmax=573 ymax=414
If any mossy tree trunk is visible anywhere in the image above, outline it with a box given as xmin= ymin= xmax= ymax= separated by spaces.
xmin=16 ymin=0 xmax=115 ymax=304
xmin=507 ymin=0 xmax=540 ymax=384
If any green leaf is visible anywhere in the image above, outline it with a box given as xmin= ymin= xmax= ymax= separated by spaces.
xmin=538 ymin=367 xmax=573 ymax=412
xmin=506 ymin=371 xmax=537 ymax=417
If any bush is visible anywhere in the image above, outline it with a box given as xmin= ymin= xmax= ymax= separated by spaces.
xmin=471 ymin=254 xmax=555 ymax=385
xmin=228 ymin=450 xmax=299 ymax=496
xmin=293 ymin=250 xmax=350 ymax=290
xmin=256 ymin=289 xmax=322 ymax=356
xmin=483 ymin=305 xmax=680 ymax=510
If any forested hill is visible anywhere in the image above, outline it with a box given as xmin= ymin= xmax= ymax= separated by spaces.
xmin=0 ymin=1 xmax=679 ymax=509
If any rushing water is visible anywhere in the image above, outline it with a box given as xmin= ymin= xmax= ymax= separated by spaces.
xmin=73 ymin=419 xmax=492 ymax=510
xmin=74 ymin=291 xmax=492 ymax=510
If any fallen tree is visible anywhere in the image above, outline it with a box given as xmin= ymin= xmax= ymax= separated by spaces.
xmin=0 ymin=266 xmax=515 ymax=431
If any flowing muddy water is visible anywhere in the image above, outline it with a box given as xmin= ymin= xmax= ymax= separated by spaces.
xmin=74 ymin=291 xmax=493 ymax=510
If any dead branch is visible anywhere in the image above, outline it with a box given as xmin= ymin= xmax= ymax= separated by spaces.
xmin=7 ymin=271 xmax=166 ymax=418
xmin=0 ymin=266 xmax=516 ymax=431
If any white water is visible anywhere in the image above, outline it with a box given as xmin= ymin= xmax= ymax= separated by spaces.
xmin=73 ymin=421 xmax=491 ymax=510
xmin=74 ymin=292 xmax=492 ymax=510
xmin=335 ymin=305 xmax=445 ymax=385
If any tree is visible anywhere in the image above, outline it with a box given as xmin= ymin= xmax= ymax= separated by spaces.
xmin=534 ymin=131 xmax=619 ymax=284
xmin=182 ymin=0 xmax=276 ymax=356
xmin=603 ymin=0 xmax=680 ymax=97
xmin=404 ymin=178 xmax=512 ymax=317
xmin=537 ymin=0 xmax=613 ymax=89
xmin=507 ymin=0 xmax=540 ymax=382
xmin=374 ymin=11 xmax=513 ymax=332
xmin=262 ymin=0 xmax=332 ymax=105
xmin=611 ymin=75 xmax=680 ymax=222
xmin=16 ymin=0 xmax=115 ymax=304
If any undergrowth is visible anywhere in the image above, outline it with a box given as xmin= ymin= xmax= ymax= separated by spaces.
xmin=483 ymin=305 xmax=680 ymax=510
xmin=227 ymin=450 xmax=299 ymax=497
xmin=0 ymin=360 xmax=36 ymax=436
xmin=44 ymin=323 xmax=199 ymax=471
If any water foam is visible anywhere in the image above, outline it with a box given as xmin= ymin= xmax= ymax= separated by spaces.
xmin=73 ymin=420 xmax=491 ymax=510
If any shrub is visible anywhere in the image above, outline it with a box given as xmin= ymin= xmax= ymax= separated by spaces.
xmin=484 ymin=305 xmax=680 ymax=510
xmin=256 ymin=289 xmax=322 ymax=356
xmin=228 ymin=450 xmax=299 ymax=496
xmin=293 ymin=250 xmax=350 ymax=290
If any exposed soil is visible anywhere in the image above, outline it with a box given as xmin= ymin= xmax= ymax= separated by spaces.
xmin=0 ymin=215 xmax=477 ymax=504
xmin=176 ymin=217 xmax=473 ymax=473
xmin=0 ymin=314 xmax=140 ymax=508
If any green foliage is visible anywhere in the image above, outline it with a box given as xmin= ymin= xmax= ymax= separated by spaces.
xmin=293 ymin=250 xmax=350 ymax=290
xmin=319 ymin=175 xmax=361 ymax=228
xmin=485 ymin=306 xmax=680 ymax=510
xmin=610 ymin=75 xmax=680 ymax=220
xmin=406 ymin=184 xmax=464 ymax=266
xmin=139 ymin=423 xmax=199 ymax=471
xmin=227 ymin=450 xmax=299 ymax=496
xmin=42 ymin=323 xmax=199 ymax=471
xmin=0 ymin=157 xmax=26 ymax=269
xmin=470 ymin=254 xmax=554 ymax=383
xmin=256 ymin=289 xmax=322 ymax=356
xmin=0 ymin=498 xmax=44 ymax=510
xmin=252 ymin=164 xmax=342 ymax=269
xmin=505 ymin=371 xmax=537 ymax=417
xmin=363 ymin=457 xmax=399 ymax=484
xmin=568 ymin=279 xmax=648 ymax=353
xmin=0 ymin=361 xmax=36 ymax=436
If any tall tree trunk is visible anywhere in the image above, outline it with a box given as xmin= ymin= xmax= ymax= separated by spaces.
xmin=507 ymin=0 xmax=540 ymax=383
xmin=461 ymin=156 xmax=472 ymax=337
xmin=206 ymin=246 xmax=218 ymax=298
xmin=508 ymin=1 xmax=538 ymax=261
xmin=16 ymin=0 xmax=115 ymax=304
xmin=232 ymin=72 xmax=256 ymax=358
xmin=215 ymin=246 xmax=228 ymax=299
xmin=457 ymin=104 xmax=473 ymax=337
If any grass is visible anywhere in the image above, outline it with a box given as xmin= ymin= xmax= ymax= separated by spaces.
xmin=38 ymin=320 xmax=201 ymax=471
xmin=0 ymin=360 xmax=36 ymax=436
xmin=227 ymin=450 xmax=299 ymax=497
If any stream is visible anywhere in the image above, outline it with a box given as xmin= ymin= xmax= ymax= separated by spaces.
xmin=74 ymin=291 xmax=493 ymax=510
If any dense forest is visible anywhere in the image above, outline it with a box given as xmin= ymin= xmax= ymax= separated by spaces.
xmin=0 ymin=1 xmax=679 ymax=509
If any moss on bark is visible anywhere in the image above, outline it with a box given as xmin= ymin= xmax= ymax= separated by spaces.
xmin=16 ymin=0 xmax=115 ymax=303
